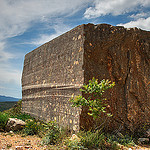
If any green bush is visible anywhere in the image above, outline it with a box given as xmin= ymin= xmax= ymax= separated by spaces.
xmin=22 ymin=119 xmax=42 ymax=135
xmin=70 ymin=78 xmax=115 ymax=120
xmin=14 ymin=113 xmax=33 ymax=121
xmin=42 ymin=121 xmax=61 ymax=145
xmin=80 ymin=130 xmax=106 ymax=149
xmin=65 ymin=130 xmax=119 ymax=150
xmin=64 ymin=139 xmax=86 ymax=150
xmin=107 ymin=134 xmax=135 ymax=147
xmin=0 ymin=112 xmax=9 ymax=130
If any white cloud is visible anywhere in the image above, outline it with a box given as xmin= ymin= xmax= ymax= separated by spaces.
xmin=129 ymin=12 xmax=149 ymax=19
xmin=0 ymin=41 xmax=22 ymax=98
xmin=0 ymin=62 xmax=22 ymax=98
xmin=0 ymin=65 xmax=21 ymax=86
xmin=0 ymin=0 xmax=90 ymax=41
xmin=142 ymin=0 xmax=150 ymax=6
xmin=0 ymin=42 xmax=14 ymax=62
xmin=117 ymin=17 xmax=150 ymax=31
xmin=31 ymin=23 xmax=71 ymax=46
xmin=84 ymin=0 xmax=150 ymax=19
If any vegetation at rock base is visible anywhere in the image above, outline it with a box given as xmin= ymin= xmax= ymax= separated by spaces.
xmin=41 ymin=121 xmax=61 ymax=145
xmin=0 ymin=79 xmax=149 ymax=149
xmin=22 ymin=119 xmax=43 ymax=136
xmin=0 ymin=103 xmax=145 ymax=150
xmin=70 ymin=77 xmax=115 ymax=131
xmin=0 ymin=112 xmax=9 ymax=131
xmin=64 ymin=130 xmax=121 ymax=150
xmin=70 ymin=78 xmax=115 ymax=119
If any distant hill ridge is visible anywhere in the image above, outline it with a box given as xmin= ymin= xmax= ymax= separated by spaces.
xmin=0 ymin=95 xmax=19 ymax=102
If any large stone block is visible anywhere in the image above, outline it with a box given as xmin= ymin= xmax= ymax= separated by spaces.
xmin=22 ymin=23 xmax=150 ymax=133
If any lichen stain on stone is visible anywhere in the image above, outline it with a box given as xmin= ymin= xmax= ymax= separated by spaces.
xmin=70 ymin=119 xmax=72 ymax=124
xmin=78 ymin=47 xmax=82 ymax=52
xmin=73 ymin=37 xmax=77 ymax=41
xmin=74 ymin=61 xmax=79 ymax=65
xmin=89 ymin=43 xmax=92 ymax=46
xmin=78 ymin=35 xmax=81 ymax=40
xmin=54 ymin=117 xmax=56 ymax=121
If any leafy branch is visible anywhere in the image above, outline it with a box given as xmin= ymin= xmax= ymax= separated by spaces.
xmin=70 ymin=78 xmax=115 ymax=119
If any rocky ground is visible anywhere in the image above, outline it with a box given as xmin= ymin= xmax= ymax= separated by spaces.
xmin=0 ymin=132 xmax=150 ymax=150
xmin=0 ymin=132 xmax=46 ymax=150
xmin=0 ymin=132 xmax=64 ymax=150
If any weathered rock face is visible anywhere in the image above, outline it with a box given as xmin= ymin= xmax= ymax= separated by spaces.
xmin=81 ymin=24 xmax=150 ymax=133
xmin=22 ymin=25 xmax=84 ymax=131
xmin=22 ymin=23 xmax=150 ymax=133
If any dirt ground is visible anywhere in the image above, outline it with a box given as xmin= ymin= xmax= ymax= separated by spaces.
xmin=0 ymin=132 xmax=149 ymax=150
xmin=0 ymin=132 xmax=46 ymax=150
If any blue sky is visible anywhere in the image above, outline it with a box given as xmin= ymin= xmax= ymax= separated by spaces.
xmin=0 ymin=0 xmax=150 ymax=98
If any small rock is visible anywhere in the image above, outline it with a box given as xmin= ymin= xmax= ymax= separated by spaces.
xmin=16 ymin=146 xmax=23 ymax=150
xmin=138 ymin=138 xmax=149 ymax=144
xmin=146 ymin=129 xmax=150 ymax=137
xmin=6 ymin=118 xmax=26 ymax=131
xmin=0 ymin=128 xmax=4 ymax=132
xmin=25 ymin=145 xmax=32 ymax=149
xmin=70 ymin=134 xmax=80 ymax=142
xmin=9 ymin=131 xmax=13 ymax=134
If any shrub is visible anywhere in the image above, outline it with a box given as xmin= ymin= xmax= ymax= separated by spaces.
xmin=107 ymin=134 xmax=135 ymax=147
xmin=64 ymin=138 xmax=86 ymax=150
xmin=42 ymin=121 xmax=61 ymax=145
xmin=70 ymin=78 xmax=115 ymax=131
xmin=11 ymin=99 xmax=22 ymax=114
xmin=70 ymin=78 xmax=115 ymax=119
xmin=22 ymin=119 xmax=42 ymax=135
xmin=0 ymin=112 xmax=9 ymax=130
xmin=80 ymin=130 xmax=106 ymax=149
xmin=14 ymin=113 xmax=33 ymax=121
xmin=65 ymin=130 xmax=119 ymax=150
